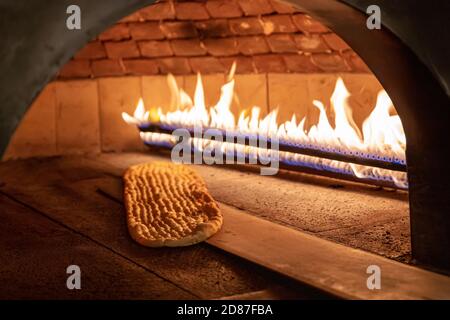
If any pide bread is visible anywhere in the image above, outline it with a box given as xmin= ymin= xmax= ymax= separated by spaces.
xmin=123 ymin=162 xmax=222 ymax=247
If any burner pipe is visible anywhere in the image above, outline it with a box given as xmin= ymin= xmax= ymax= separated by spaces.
xmin=142 ymin=140 xmax=406 ymax=190
xmin=138 ymin=122 xmax=407 ymax=172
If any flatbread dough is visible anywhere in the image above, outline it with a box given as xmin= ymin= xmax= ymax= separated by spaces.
xmin=123 ymin=162 xmax=223 ymax=247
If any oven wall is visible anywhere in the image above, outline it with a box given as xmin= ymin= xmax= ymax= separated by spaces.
xmin=3 ymin=0 xmax=383 ymax=160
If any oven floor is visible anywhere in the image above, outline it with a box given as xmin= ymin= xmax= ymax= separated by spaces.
xmin=0 ymin=152 xmax=410 ymax=299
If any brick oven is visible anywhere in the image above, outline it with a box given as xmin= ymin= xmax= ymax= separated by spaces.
xmin=6 ymin=0 xmax=376 ymax=158
xmin=0 ymin=0 xmax=449 ymax=300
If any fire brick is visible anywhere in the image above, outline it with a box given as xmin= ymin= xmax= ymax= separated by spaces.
xmin=171 ymin=39 xmax=207 ymax=56
xmin=292 ymin=14 xmax=329 ymax=33
xmin=238 ymin=0 xmax=274 ymax=16
xmin=119 ymin=11 xmax=142 ymax=23
xmin=322 ymin=33 xmax=351 ymax=52
xmin=220 ymin=56 xmax=255 ymax=73
xmin=129 ymin=22 xmax=165 ymax=40
xmin=139 ymin=2 xmax=176 ymax=21
xmin=195 ymin=19 xmax=232 ymax=38
xmin=189 ymin=56 xmax=226 ymax=74
xmin=203 ymin=38 xmax=239 ymax=56
xmin=253 ymin=54 xmax=286 ymax=72
xmin=139 ymin=41 xmax=174 ymax=58
xmin=205 ymin=0 xmax=243 ymax=18
xmin=229 ymin=17 xmax=264 ymax=35
xmin=74 ymin=41 xmax=106 ymax=60
xmin=342 ymin=50 xmax=371 ymax=73
xmin=310 ymin=53 xmax=350 ymax=72
xmin=283 ymin=54 xmax=321 ymax=72
xmin=91 ymin=59 xmax=124 ymax=77
xmin=54 ymin=80 xmax=100 ymax=154
xmin=4 ymin=83 xmax=57 ymax=159
xmin=157 ymin=57 xmax=192 ymax=74
xmin=123 ymin=59 xmax=159 ymax=75
xmin=270 ymin=0 xmax=299 ymax=14
xmin=266 ymin=34 xmax=298 ymax=53
xmin=175 ymin=2 xmax=210 ymax=20
xmin=160 ymin=21 xmax=198 ymax=39
xmin=104 ymin=41 xmax=140 ymax=59
xmin=98 ymin=77 xmax=144 ymax=152
xmin=98 ymin=24 xmax=130 ymax=41
xmin=262 ymin=15 xmax=297 ymax=34
xmin=294 ymin=34 xmax=329 ymax=53
xmin=59 ymin=60 xmax=91 ymax=78
xmin=237 ymin=36 xmax=269 ymax=55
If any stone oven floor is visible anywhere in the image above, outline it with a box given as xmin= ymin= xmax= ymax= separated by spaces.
xmin=0 ymin=152 xmax=412 ymax=299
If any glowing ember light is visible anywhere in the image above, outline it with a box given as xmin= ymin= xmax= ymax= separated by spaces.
xmin=123 ymin=63 xmax=408 ymax=189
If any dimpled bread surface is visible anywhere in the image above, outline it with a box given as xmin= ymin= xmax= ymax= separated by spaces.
xmin=123 ymin=162 xmax=223 ymax=247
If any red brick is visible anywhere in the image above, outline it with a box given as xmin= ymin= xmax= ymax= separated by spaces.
xmin=220 ymin=56 xmax=255 ymax=73
xmin=270 ymin=0 xmax=300 ymax=14
xmin=129 ymin=22 xmax=165 ymax=40
xmin=203 ymin=38 xmax=239 ymax=56
xmin=74 ymin=41 xmax=106 ymax=60
xmin=119 ymin=11 xmax=143 ymax=23
xmin=229 ymin=17 xmax=264 ymax=35
xmin=342 ymin=50 xmax=371 ymax=73
xmin=294 ymin=34 xmax=329 ymax=52
xmin=104 ymin=41 xmax=140 ymax=59
xmin=139 ymin=2 xmax=175 ymax=21
xmin=139 ymin=40 xmax=173 ymax=57
xmin=160 ymin=21 xmax=198 ymax=39
xmin=98 ymin=24 xmax=130 ymax=41
xmin=253 ymin=54 xmax=286 ymax=73
xmin=282 ymin=54 xmax=321 ymax=72
xmin=91 ymin=59 xmax=124 ymax=77
xmin=175 ymin=2 xmax=210 ymax=20
xmin=190 ymin=57 xmax=226 ymax=74
xmin=238 ymin=0 xmax=274 ymax=16
xmin=157 ymin=57 xmax=191 ymax=74
xmin=171 ymin=39 xmax=207 ymax=56
xmin=206 ymin=1 xmax=243 ymax=18
xmin=195 ymin=19 xmax=231 ymax=38
xmin=123 ymin=59 xmax=159 ymax=75
xmin=59 ymin=60 xmax=91 ymax=78
xmin=237 ymin=36 xmax=269 ymax=55
xmin=266 ymin=34 xmax=298 ymax=53
xmin=292 ymin=14 xmax=329 ymax=33
xmin=261 ymin=15 xmax=297 ymax=34
xmin=322 ymin=33 xmax=351 ymax=52
xmin=310 ymin=53 xmax=350 ymax=72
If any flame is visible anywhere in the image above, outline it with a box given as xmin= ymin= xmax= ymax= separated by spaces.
xmin=123 ymin=63 xmax=408 ymax=188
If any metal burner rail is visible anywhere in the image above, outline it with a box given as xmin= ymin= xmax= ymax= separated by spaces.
xmin=143 ymin=139 xmax=407 ymax=190
xmin=138 ymin=122 xmax=407 ymax=172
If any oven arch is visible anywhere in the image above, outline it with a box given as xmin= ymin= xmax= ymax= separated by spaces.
xmin=0 ymin=0 xmax=448 ymax=272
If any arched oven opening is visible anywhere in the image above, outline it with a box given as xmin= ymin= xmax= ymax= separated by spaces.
xmin=0 ymin=0 xmax=449 ymax=299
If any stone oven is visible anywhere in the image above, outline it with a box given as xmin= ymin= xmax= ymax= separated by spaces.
xmin=0 ymin=0 xmax=449 ymax=299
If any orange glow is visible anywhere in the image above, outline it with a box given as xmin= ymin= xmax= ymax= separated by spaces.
xmin=123 ymin=63 xmax=407 ymax=188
